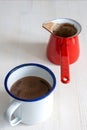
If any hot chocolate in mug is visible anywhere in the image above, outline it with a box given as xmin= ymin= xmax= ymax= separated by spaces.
xmin=43 ymin=18 xmax=82 ymax=83
xmin=4 ymin=63 xmax=56 ymax=126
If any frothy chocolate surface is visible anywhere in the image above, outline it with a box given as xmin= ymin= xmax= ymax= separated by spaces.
xmin=53 ymin=23 xmax=77 ymax=37
xmin=10 ymin=76 xmax=51 ymax=100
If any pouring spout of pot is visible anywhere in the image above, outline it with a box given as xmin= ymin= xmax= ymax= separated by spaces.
xmin=42 ymin=22 xmax=56 ymax=34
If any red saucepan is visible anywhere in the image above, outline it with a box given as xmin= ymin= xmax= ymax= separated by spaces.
xmin=42 ymin=18 xmax=81 ymax=83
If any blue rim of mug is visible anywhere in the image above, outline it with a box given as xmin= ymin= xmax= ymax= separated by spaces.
xmin=4 ymin=63 xmax=56 ymax=102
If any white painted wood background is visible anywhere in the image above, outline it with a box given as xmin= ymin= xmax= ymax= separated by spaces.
xmin=0 ymin=0 xmax=87 ymax=130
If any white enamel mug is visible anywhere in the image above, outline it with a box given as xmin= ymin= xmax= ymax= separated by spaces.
xmin=4 ymin=63 xmax=56 ymax=126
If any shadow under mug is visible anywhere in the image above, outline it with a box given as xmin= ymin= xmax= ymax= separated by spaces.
xmin=4 ymin=63 xmax=56 ymax=126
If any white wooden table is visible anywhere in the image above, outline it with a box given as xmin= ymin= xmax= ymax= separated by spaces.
xmin=0 ymin=0 xmax=87 ymax=130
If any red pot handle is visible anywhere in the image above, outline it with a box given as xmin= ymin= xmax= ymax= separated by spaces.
xmin=61 ymin=43 xmax=70 ymax=83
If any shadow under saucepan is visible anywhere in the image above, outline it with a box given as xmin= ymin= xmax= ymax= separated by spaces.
xmin=0 ymin=39 xmax=53 ymax=65
xmin=18 ymin=42 xmax=50 ymax=64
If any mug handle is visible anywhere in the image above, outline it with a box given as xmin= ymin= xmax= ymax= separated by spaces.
xmin=6 ymin=101 xmax=22 ymax=126
xmin=60 ymin=43 xmax=70 ymax=83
